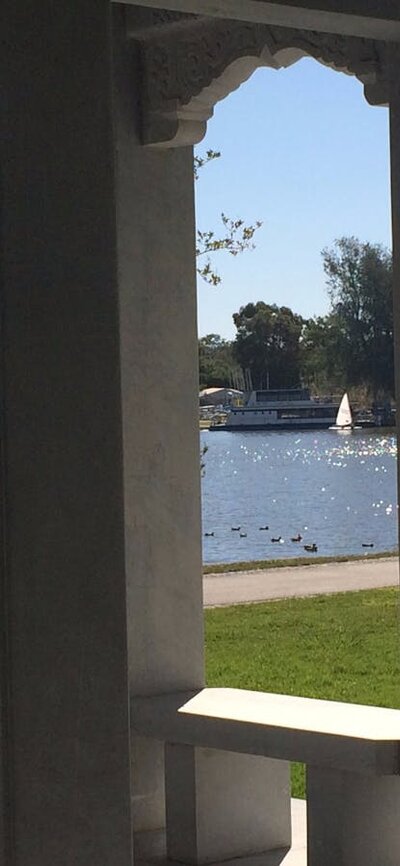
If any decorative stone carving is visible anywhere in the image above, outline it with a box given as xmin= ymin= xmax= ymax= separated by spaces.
xmin=268 ymin=26 xmax=381 ymax=82
xmin=364 ymin=44 xmax=400 ymax=105
xmin=146 ymin=10 xmax=187 ymax=26
xmin=127 ymin=12 xmax=387 ymax=147
xmin=126 ymin=8 xmax=203 ymax=40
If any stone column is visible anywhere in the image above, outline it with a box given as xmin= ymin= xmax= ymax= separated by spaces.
xmin=389 ymin=66 xmax=400 ymax=473
xmin=1 ymin=3 xmax=133 ymax=864
xmin=165 ymin=745 xmax=291 ymax=865
xmin=111 ymin=8 xmax=205 ymax=856
xmin=307 ymin=767 xmax=400 ymax=866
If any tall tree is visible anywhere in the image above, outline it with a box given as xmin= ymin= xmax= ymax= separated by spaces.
xmin=322 ymin=237 xmax=394 ymax=398
xmin=232 ymin=302 xmax=304 ymax=389
xmin=300 ymin=314 xmax=345 ymax=391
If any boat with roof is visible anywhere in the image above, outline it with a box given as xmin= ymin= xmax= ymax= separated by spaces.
xmin=209 ymin=387 xmax=339 ymax=431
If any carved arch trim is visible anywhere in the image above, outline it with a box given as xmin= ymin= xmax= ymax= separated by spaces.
xmin=127 ymin=11 xmax=387 ymax=147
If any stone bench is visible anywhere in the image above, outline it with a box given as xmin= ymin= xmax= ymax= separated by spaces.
xmin=132 ymin=688 xmax=400 ymax=866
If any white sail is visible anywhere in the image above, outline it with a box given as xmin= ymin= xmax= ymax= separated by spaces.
xmin=335 ymin=393 xmax=352 ymax=428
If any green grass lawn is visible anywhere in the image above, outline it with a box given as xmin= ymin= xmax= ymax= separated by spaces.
xmin=205 ymin=588 xmax=400 ymax=797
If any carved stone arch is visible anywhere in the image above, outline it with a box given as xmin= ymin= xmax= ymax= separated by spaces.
xmin=127 ymin=10 xmax=387 ymax=147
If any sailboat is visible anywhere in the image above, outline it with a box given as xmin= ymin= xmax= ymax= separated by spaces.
xmin=329 ymin=392 xmax=360 ymax=431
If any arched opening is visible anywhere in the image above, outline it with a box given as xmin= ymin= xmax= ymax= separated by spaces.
xmin=196 ymin=51 xmax=398 ymax=824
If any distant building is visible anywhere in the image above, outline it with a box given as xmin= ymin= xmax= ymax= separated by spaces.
xmin=199 ymin=387 xmax=244 ymax=407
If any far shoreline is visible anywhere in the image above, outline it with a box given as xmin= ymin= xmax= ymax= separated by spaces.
xmin=203 ymin=549 xmax=398 ymax=575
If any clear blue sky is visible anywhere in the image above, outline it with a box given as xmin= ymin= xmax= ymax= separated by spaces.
xmin=195 ymin=58 xmax=391 ymax=340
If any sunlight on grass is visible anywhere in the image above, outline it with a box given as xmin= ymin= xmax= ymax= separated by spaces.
xmin=205 ymin=587 xmax=400 ymax=797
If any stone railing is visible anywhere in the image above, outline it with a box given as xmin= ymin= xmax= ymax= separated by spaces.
xmin=132 ymin=687 xmax=400 ymax=866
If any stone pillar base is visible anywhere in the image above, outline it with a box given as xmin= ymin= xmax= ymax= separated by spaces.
xmin=165 ymin=745 xmax=291 ymax=865
xmin=307 ymin=766 xmax=400 ymax=866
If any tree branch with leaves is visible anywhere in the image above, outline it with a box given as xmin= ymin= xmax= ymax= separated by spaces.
xmin=195 ymin=150 xmax=262 ymax=286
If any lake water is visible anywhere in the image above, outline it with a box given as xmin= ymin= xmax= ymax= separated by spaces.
xmin=201 ymin=429 xmax=399 ymax=565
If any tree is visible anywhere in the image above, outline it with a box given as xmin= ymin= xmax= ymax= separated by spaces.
xmin=198 ymin=334 xmax=237 ymax=389
xmin=300 ymin=314 xmax=345 ymax=392
xmin=195 ymin=150 xmax=262 ymax=286
xmin=322 ymin=237 xmax=394 ymax=398
xmin=232 ymin=302 xmax=304 ymax=390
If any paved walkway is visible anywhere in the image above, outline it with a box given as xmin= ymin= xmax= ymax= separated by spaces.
xmin=203 ymin=557 xmax=399 ymax=607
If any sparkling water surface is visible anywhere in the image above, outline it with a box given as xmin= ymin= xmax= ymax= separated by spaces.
xmin=201 ymin=429 xmax=398 ymax=565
